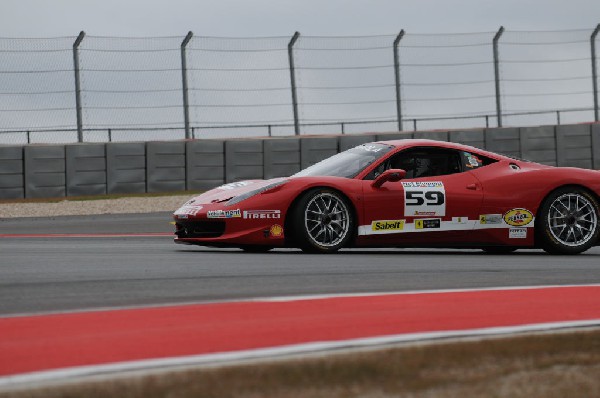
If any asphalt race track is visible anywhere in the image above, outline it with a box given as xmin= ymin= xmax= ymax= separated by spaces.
xmin=1 ymin=212 xmax=600 ymax=316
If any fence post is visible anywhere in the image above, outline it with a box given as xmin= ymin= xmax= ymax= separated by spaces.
xmin=591 ymin=24 xmax=600 ymax=122
xmin=72 ymin=31 xmax=85 ymax=143
xmin=393 ymin=30 xmax=405 ymax=132
xmin=288 ymin=32 xmax=301 ymax=136
xmin=181 ymin=31 xmax=194 ymax=139
xmin=493 ymin=26 xmax=504 ymax=127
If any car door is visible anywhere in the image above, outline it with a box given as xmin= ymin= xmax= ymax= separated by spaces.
xmin=359 ymin=147 xmax=484 ymax=246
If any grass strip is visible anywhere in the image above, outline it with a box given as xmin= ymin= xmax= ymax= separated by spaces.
xmin=3 ymin=329 xmax=600 ymax=398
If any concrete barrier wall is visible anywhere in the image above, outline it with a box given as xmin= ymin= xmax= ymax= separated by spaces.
xmin=593 ymin=124 xmax=600 ymax=170
xmin=186 ymin=140 xmax=225 ymax=190
xmin=0 ymin=146 xmax=24 ymax=199
xmin=2 ymin=123 xmax=600 ymax=200
xmin=338 ymin=134 xmax=377 ymax=151
xmin=484 ymin=127 xmax=520 ymax=158
xmin=520 ymin=126 xmax=557 ymax=166
xmin=300 ymin=137 xmax=338 ymax=169
xmin=556 ymin=124 xmax=592 ymax=169
xmin=24 ymin=145 xmax=65 ymax=198
xmin=146 ymin=141 xmax=186 ymax=193
xmin=449 ymin=129 xmax=485 ymax=150
xmin=106 ymin=142 xmax=146 ymax=194
xmin=66 ymin=144 xmax=106 ymax=196
xmin=414 ymin=130 xmax=449 ymax=142
xmin=263 ymin=138 xmax=300 ymax=179
xmin=225 ymin=140 xmax=264 ymax=182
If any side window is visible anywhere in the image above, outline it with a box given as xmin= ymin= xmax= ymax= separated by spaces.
xmin=365 ymin=148 xmax=463 ymax=180
xmin=460 ymin=151 xmax=496 ymax=170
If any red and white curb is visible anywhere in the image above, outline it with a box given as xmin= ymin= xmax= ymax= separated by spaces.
xmin=1 ymin=284 xmax=600 ymax=389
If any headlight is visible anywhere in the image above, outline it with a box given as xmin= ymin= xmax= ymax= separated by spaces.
xmin=226 ymin=180 xmax=287 ymax=206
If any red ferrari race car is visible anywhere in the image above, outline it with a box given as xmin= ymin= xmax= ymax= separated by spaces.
xmin=173 ymin=139 xmax=600 ymax=254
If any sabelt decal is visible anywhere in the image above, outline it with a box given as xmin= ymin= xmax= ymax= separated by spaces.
xmin=207 ymin=209 xmax=241 ymax=219
xmin=270 ymin=224 xmax=283 ymax=237
xmin=371 ymin=220 xmax=405 ymax=232
xmin=503 ymin=208 xmax=534 ymax=227
xmin=243 ymin=210 xmax=281 ymax=219
xmin=509 ymin=228 xmax=527 ymax=239
xmin=479 ymin=214 xmax=503 ymax=224
xmin=402 ymin=181 xmax=446 ymax=217
xmin=174 ymin=205 xmax=203 ymax=217
xmin=415 ymin=218 xmax=441 ymax=229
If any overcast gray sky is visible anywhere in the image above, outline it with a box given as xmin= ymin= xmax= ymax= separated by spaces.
xmin=1 ymin=0 xmax=599 ymax=37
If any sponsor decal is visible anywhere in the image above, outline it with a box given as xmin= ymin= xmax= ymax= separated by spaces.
xmin=243 ymin=210 xmax=281 ymax=219
xmin=206 ymin=209 xmax=241 ymax=219
xmin=174 ymin=205 xmax=203 ymax=217
xmin=465 ymin=152 xmax=483 ymax=168
xmin=371 ymin=219 xmax=405 ymax=232
xmin=503 ymin=208 xmax=534 ymax=227
xmin=218 ymin=181 xmax=254 ymax=190
xmin=509 ymin=228 xmax=527 ymax=239
xmin=402 ymin=181 xmax=446 ymax=217
xmin=415 ymin=218 xmax=441 ymax=229
xmin=270 ymin=224 xmax=283 ymax=237
xmin=479 ymin=214 xmax=503 ymax=224
xmin=452 ymin=217 xmax=469 ymax=224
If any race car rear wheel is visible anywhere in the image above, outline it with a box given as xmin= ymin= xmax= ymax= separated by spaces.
xmin=537 ymin=187 xmax=600 ymax=255
xmin=292 ymin=189 xmax=354 ymax=253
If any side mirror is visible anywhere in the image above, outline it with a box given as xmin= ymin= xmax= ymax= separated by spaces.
xmin=371 ymin=169 xmax=406 ymax=188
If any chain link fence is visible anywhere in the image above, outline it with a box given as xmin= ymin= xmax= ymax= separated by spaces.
xmin=1 ymin=27 xmax=599 ymax=144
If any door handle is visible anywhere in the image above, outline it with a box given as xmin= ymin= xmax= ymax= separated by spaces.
xmin=466 ymin=183 xmax=479 ymax=190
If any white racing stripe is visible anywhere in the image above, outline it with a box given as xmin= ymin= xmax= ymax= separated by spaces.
xmin=359 ymin=218 xmax=535 ymax=236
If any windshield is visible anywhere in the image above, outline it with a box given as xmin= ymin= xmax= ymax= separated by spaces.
xmin=293 ymin=143 xmax=393 ymax=178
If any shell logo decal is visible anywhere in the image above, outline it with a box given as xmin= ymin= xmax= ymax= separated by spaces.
xmin=503 ymin=208 xmax=534 ymax=227
xmin=270 ymin=224 xmax=284 ymax=237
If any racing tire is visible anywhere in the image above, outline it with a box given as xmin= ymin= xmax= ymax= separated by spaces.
xmin=536 ymin=187 xmax=600 ymax=255
xmin=291 ymin=189 xmax=354 ymax=253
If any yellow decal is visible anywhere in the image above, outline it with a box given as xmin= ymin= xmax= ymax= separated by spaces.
xmin=371 ymin=220 xmax=405 ymax=231
xmin=503 ymin=208 xmax=534 ymax=227
xmin=270 ymin=224 xmax=283 ymax=237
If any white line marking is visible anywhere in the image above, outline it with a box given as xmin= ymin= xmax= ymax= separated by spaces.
xmin=3 ymin=283 xmax=600 ymax=318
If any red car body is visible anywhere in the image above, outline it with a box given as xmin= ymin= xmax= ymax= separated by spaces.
xmin=173 ymin=139 xmax=600 ymax=252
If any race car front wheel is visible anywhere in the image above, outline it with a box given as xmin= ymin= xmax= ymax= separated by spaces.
xmin=292 ymin=189 xmax=354 ymax=253
xmin=537 ymin=187 xmax=600 ymax=255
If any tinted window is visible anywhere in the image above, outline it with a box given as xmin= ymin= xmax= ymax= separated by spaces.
xmin=366 ymin=147 xmax=462 ymax=180
xmin=294 ymin=143 xmax=393 ymax=178
xmin=460 ymin=151 xmax=496 ymax=170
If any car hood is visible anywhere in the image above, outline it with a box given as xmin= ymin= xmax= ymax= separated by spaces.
xmin=184 ymin=177 xmax=288 ymax=205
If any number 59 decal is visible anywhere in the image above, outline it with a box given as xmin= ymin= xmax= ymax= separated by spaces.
xmin=402 ymin=181 xmax=446 ymax=216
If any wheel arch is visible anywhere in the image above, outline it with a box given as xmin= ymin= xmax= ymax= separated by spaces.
xmin=283 ymin=185 xmax=359 ymax=248
xmin=535 ymin=183 xmax=600 ymax=221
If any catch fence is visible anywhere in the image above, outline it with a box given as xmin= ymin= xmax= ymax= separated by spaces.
xmin=0 ymin=26 xmax=599 ymax=144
